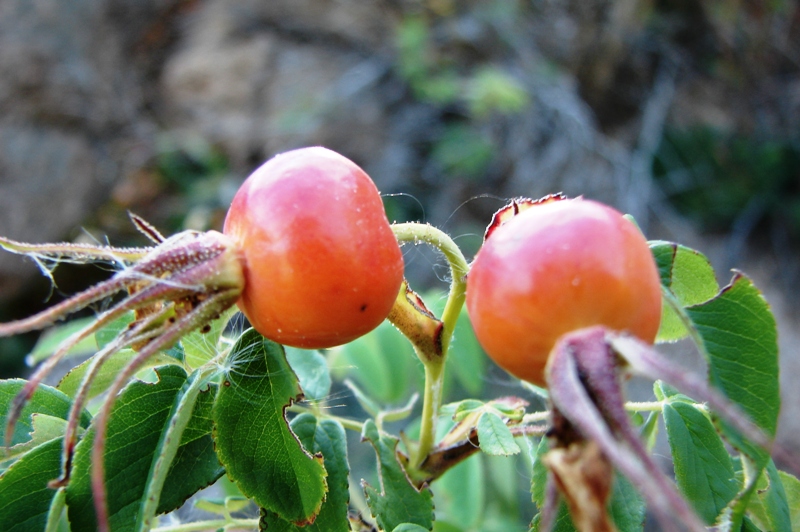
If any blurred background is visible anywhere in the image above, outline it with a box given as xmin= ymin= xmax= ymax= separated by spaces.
xmin=0 ymin=0 xmax=798 ymax=460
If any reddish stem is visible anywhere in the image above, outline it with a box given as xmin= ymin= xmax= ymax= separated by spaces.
xmin=89 ymin=290 xmax=236 ymax=532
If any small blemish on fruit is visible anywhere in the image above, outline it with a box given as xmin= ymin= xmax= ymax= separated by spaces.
xmin=360 ymin=304 xmax=368 ymax=312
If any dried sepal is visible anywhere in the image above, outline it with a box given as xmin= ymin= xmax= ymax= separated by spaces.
xmin=543 ymin=439 xmax=615 ymax=532
xmin=0 ymin=218 xmax=246 ymax=532
xmin=483 ymin=193 xmax=568 ymax=241
xmin=544 ymin=327 xmax=706 ymax=532
xmin=129 ymin=211 xmax=165 ymax=244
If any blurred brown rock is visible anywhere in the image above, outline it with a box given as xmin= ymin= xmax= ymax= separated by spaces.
xmin=0 ymin=0 xmax=162 ymax=301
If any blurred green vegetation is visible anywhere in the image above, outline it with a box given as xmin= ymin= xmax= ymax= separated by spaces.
xmin=653 ymin=128 xmax=800 ymax=241
xmin=395 ymin=10 xmax=529 ymax=182
xmin=154 ymin=136 xmax=234 ymax=233
xmin=157 ymin=137 xmax=228 ymax=194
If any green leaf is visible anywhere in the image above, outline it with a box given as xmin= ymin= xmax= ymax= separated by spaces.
xmin=329 ymin=321 xmax=421 ymax=404
xmin=487 ymin=397 xmax=527 ymax=420
xmin=449 ymin=399 xmax=485 ymax=421
xmin=260 ymin=414 xmax=350 ymax=531
xmin=2 ymin=414 xmax=68 ymax=464
xmin=194 ymin=496 xmax=250 ymax=515
xmin=745 ymin=461 xmax=793 ymax=532
xmin=45 ymin=486 xmax=66 ymax=532
xmin=649 ymin=241 xmax=719 ymax=301
xmin=433 ymin=453 xmax=484 ymax=530
xmin=446 ymin=305 xmax=487 ymax=395
xmin=95 ymin=313 xmax=134 ymax=349
xmin=530 ymin=437 xmax=548 ymax=510
xmin=476 ymin=412 xmax=520 ymax=456
xmin=431 ymin=521 xmax=463 ymax=532
xmin=181 ymin=307 xmax=236 ymax=369
xmin=0 ymin=380 xmax=91 ymax=448
xmin=686 ymin=273 xmax=780 ymax=466
xmin=212 ymin=329 xmax=327 ymax=525
xmin=152 ymin=375 xmax=223 ymax=518
xmin=649 ymin=241 xmax=719 ymax=342
xmin=661 ymin=391 xmax=738 ymax=524
xmin=65 ymin=365 xmax=221 ymax=531
xmin=57 ymin=348 xmax=177 ymax=399
xmin=607 ymin=474 xmax=645 ymax=532
xmin=159 ymin=434 xmax=222 ymax=513
xmin=343 ymin=379 xmax=381 ymax=417
xmin=639 ymin=410 xmax=660 ymax=451
xmin=393 ymin=525 xmax=432 ymax=532
xmin=0 ymin=438 xmax=63 ymax=531
xmin=777 ymin=471 xmax=800 ymax=530
xmin=485 ymin=452 xmax=523 ymax=515
xmin=26 ymin=317 xmax=98 ymax=365
xmin=285 ymin=348 xmax=331 ymax=402
xmin=362 ymin=419 xmax=434 ymax=531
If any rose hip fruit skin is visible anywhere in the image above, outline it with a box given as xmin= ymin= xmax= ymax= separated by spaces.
xmin=465 ymin=198 xmax=662 ymax=387
xmin=223 ymin=147 xmax=404 ymax=349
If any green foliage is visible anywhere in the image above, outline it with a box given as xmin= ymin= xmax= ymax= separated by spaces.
xmin=747 ymin=467 xmax=800 ymax=531
xmin=650 ymin=241 xmax=719 ymax=342
xmin=476 ymin=412 xmax=520 ymax=455
xmin=212 ymin=329 xmax=327 ymax=524
xmin=0 ymin=381 xmax=87 ymax=448
xmin=432 ymin=454 xmax=484 ymax=530
xmin=362 ymin=420 xmax=435 ymax=531
xmin=26 ymin=317 xmax=98 ymax=366
xmin=260 ymin=414 xmax=350 ymax=531
xmin=152 ymin=134 xmax=233 ymax=233
xmin=57 ymin=349 xmax=177 ymax=400
xmin=0 ymin=438 xmax=63 ymax=532
xmin=430 ymin=125 xmax=495 ymax=181
xmin=653 ymin=242 xmax=782 ymax=529
xmin=466 ymin=67 xmax=529 ymax=118
xmin=648 ymin=242 xmax=782 ymax=528
xmin=156 ymin=136 xmax=228 ymax=194
xmin=0 ymin=226 xmax=793 ymax=531
xmin=395 ymin=16 xmax=528 ymax=116
xmin=687 ymin=274 xmax=780 ymax=460
xmin=64 ymin=365 xmax=222 ymax=531
xmin=653 ymin=127 xmax=800 ymax=240
xmin=393 ymin=12 xmax=529 ymax=181
xmin=284 ymin=348 xmax=331 ymax=403
xmin=329 ymin=320 xmax=422 ymax=405
xmin=658 ymin=382 xmax=739 ymax=524
xmin=744 ymin=461 xmax=793 ymax=532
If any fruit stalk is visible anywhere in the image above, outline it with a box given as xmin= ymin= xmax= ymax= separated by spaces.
xmin=390 ymin=222 xmax=469 ymax=467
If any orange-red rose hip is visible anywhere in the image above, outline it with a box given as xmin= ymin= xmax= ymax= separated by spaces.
xmin=224 ymin=147 xmax=404 ymax=348
xmin=465 ymin=197 xmax=662 ymax=387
